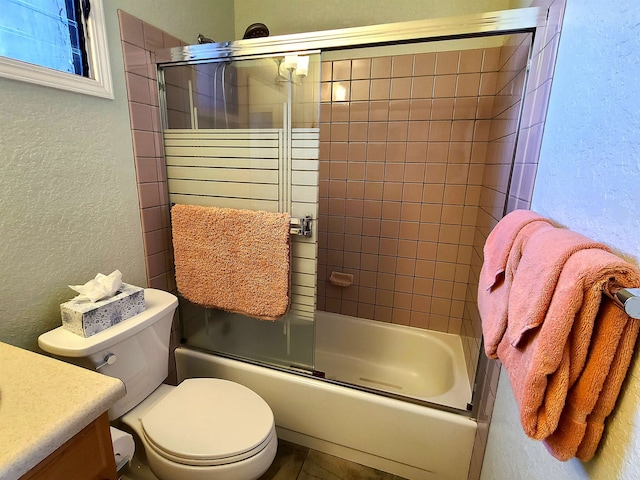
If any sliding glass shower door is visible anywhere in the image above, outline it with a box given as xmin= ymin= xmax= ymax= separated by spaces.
xmin=159 ymin=52 xmax=321 ymax=371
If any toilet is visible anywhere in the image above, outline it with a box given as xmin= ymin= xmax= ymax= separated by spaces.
xmin=38 ymin=288 xmax=277 ymax=480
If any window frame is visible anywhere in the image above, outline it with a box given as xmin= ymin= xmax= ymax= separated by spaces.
xmin=0 ymin=0 xmax=113 ymax=99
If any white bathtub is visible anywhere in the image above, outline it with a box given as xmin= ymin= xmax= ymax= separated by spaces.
xmin=315 ymin=310 xmax=472 ymax=410
xmin=176 ymin=314 xmax=477 ymax=480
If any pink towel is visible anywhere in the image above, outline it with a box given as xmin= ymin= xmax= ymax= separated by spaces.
xmin=478 ymin=209 xmax=554 ymax=356
xmin=479 ymin=210 xmax=640 ymax=461
xmin=171 ymin=204 xmax=291 ymax=320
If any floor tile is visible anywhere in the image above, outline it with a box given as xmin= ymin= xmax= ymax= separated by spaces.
xmin=259 ymin=440 xmax=310 ymax=479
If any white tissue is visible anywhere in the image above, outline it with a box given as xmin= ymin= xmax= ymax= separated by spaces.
xmin=69 ymin=270 xmax=123 ymax=303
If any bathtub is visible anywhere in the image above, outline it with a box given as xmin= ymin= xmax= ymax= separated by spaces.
xmin=176 ymin=313 xmax=477 ymax=480
xmin=315 ymin=310 xmax=472 ymax=411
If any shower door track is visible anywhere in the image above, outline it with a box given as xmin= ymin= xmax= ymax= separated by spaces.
xmin=155 ymin=7 xmax=545 ymax=65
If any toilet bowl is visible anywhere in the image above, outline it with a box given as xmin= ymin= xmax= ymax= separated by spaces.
xmin=38 ymin=288 xmax=277 ymax=480
xmin=122 ymin=379 xmax=277 ymax=480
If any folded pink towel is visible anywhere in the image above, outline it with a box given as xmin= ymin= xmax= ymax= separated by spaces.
xmin=479 ymin=210 xmax=640 ymax=461
xmin=171 ymin=204 xmax=291 ymax=320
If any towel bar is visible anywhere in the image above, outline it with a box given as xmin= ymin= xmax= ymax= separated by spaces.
xmin=290 ymin=216 xmax=313 ymax=237
xmin=607 ymin=287 xmax=640 ymax=320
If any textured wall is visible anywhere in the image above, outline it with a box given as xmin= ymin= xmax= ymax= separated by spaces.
xmin=233 ymin=0 xmax=511 ymax=39
xmin=0 ymin=0 xmax=234 ymax=351
xmin=481 ymin=0 xmax=640 ymax=478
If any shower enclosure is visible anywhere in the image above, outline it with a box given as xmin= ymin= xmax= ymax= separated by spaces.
xmin=155 ymin=8 xmax=544 ymax=414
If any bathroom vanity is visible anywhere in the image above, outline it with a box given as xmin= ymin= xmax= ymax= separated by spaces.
xmin=0 ymin=342 xmax=125 ymax=480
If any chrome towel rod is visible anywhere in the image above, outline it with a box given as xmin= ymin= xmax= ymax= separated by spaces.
xmin=608 ymin=288 xmax=640 ymax=320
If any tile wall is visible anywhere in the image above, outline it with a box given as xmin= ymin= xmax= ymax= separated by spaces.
xmin=117 ymin=10 xmax=183 ymax=383
xmin=316 ymin=47 xmax=504 ymax=336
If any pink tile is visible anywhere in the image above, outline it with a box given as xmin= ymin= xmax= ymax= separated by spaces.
xmin=411 ymin=76 xmax=434 ymax=98
xmin=482 ymin=48 xmax=502 ymax=72
xmin=138 ymin=182 xmax=161 ymax=208
xmin=453 ymin=97 xmax=478 ymax=120
xmin=146 ymin=252 xmax=167 ymax=278
xmin=371 ymin=56 xmax=392 ymax=78
xmin=409 ymin=99 xmax=432 ymax=121
xmin=331 ymin=102 xmax=350 ymax=122
xmin=387 ymin=122 xmax=408 ymax=141
xmin=351 ymin=80 xmax=370 ymax=101
xmin=369 ymin=101 xmax=389 ymax=121
xmin=144 ymin=229 xmax=166 ymax=255
xmin=351 ymin=58 xmax=371 ymax=79
xmin=118 ymin=10 xmax=145 ymax=47
xmin=431 ymin=98 xmax=454 ymax=120
xmin=122 ymin=41 xmax=150 ymax=77
xmin=451 ymin=120 xmax=475 ymax=142
xmin=350 ymin=102 xmax=369 ymax=121
xmin=406 ymin=142 xmax=427 ymax=163
xmin=332 ymin=60 xmax=351 ymax=81
xmin=390 ymin=77 xmax=412 ymax=99
xmin=388 ymin=100 xmax=410 ymax=121
xmin=429 ymin=121 xmax=452 ymax=142
xmin=349 ymin=122 xmax=368 ymax=142
xmin=392 ymin=55 xmax=414 ymax=77
xmin=332 ymin=82 xmax=350 ymax=102
xmin=129 ymin=102 xmax=154 ymax=131
xmin=321 ymin=62 xmax=332 ymax=82
xmin=368 ymin=123 xmax=388 ymax=142
xmin=330 ymin=123 xmax=349 ymax=142
xmin=386 ymin=142 xmax=407 ymax=162
xmin=456 ymin=73 xmax=481 ymax=97
xmin=135 ymin=157 xmax=159 ymax=183
xmin=141 ymin=206 xmax=163 ymax=232
xmin=125 ymin=72 xmax=152 ymax=105
xmin=370 ymin=79 xmax=390 ymax=100
xmin=433 ymin=74 xmax=456 ymax=98
xmin=435 ymin=51 xmax=459 ymax=75
xmin=459 ymin=49 xmax=483 ymax=73
xmin=407 ymin=121 xmax=429 ymax=142
xmin=132 ymin=130 xmax=156 ymax=157
xmin=414 ymin=53 xmax=436 ymax=76
xmin=143 ymin=22 xmax=165 ymax=52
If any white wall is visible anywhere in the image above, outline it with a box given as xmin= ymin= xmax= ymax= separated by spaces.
xmin=233 ymin=0 xmax=511 ymax=38
xmin=481 ymin=1 xmax=640 ymax=478
xmin=0 ymin=0 xmax=234 ymax=351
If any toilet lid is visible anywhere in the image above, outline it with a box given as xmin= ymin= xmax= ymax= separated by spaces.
xmin=140 ymin=378 xmax=275 ymax=465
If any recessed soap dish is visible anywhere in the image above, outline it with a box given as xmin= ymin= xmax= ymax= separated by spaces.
xmin=329 ymin=271 xmax=353 ymax=287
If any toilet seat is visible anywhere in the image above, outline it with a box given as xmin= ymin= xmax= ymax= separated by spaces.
xmin=140 ymin=378 xmax=275 ymax=466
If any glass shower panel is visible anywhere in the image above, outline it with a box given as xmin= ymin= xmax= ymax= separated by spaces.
xmin=160 ymin=53 xmax=321 ymax=371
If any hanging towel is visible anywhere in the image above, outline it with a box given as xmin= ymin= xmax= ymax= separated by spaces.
xmin=171 ymin=204 xmax=291 ymax=320
xmin=478 ymin=209 xmax=554 ymax=357
xmin=478 ymin=210 xmax=640 ymax=461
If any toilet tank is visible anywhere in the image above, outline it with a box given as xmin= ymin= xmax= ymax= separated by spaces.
xmin=38 ymin=289 xmax=179 ymax=419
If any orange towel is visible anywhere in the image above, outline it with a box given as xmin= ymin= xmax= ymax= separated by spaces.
xmin=479 ymin=210 xmax=640 ymax=461
xmin=171 ymin=204 xmax=291 ymax=320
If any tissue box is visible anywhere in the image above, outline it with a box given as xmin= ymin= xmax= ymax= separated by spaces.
xmin=61 ymin=284 xmax=145 ymax=337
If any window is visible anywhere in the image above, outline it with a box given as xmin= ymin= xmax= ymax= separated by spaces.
xmin=0 ymin=0 xmax=113 ymax=98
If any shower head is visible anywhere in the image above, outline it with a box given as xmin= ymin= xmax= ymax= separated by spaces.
xmin=243 ymin=23 xmax=269 ymax=39
xmin=197 ymin=34 xmax=215 ymax=44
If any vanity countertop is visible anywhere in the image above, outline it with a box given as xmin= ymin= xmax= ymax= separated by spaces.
xmin=0 ymin=341 xmax=125 ymax=480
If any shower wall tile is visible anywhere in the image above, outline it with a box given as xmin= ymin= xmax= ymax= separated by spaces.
xmin=318 ymin=46 xmax=502 ymax=334
xmin=118 ymin=10 xmax=184 ymax=385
